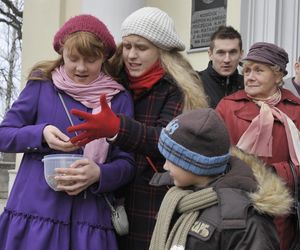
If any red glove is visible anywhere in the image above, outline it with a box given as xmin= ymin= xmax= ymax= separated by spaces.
xmin=67 ymin=95 xmax=120 ymax=146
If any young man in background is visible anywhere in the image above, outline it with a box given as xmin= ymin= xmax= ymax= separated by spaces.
xmin=199 ymin=26 xmax=244 ymax=108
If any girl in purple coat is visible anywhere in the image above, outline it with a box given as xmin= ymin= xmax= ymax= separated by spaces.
xmin=0 ymin=15 xmax=134 ymax=250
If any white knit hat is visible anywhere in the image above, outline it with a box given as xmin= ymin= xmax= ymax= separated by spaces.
xmin=121 ymin=7 xmax=185 ymax=51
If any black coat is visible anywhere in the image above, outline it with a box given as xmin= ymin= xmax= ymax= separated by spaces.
xmin=115 ymin=75 xmax=184 ymax=250
xmin=199 ymin=61 xmax=244 ymax=108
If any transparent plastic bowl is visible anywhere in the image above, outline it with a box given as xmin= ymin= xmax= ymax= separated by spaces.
xmin=42 ymin=154 xmax=83 ymax=191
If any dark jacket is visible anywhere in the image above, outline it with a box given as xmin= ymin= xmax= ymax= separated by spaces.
xmin=199 ymin=61 xmax=244 ymax=108
xmin=114 ymin=74 xmax=184 ymax=250
xmin=185 ymin=149 xmax=292 ymax=250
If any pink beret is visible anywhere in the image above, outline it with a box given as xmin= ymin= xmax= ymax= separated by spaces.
xmin=53 ymin=14 xmax=116 ymax=58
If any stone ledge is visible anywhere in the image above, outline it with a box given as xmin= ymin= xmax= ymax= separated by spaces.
xmin=8 ymin=169 xmax=17 ymax=195
xmin=0 ymin=198 xmax=6 ymax=213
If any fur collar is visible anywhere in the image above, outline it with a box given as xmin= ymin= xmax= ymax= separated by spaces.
xmin=231 ymin=147 xmax=293 ymax=216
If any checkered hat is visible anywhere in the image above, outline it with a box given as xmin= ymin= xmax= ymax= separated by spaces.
xmin=121 ymin=7 xmax=185 ymax=51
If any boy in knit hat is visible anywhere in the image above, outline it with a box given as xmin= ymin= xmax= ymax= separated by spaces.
xmin=149 ymin=108 xmax=292 ymax=250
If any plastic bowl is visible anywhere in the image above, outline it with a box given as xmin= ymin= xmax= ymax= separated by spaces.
xmin=42 ymin=154 xmax=83 ymax=191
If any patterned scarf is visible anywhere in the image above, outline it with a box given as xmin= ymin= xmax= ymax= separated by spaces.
xmin=127 ymin=60 xmax=165 ymax=99
xmin=237 ymin=89 xmax=300 ymax=166
xmin=149 ymin=186 xmax=218 ymax=250
xmin=52 ymin=65 xmax=125 ymax=164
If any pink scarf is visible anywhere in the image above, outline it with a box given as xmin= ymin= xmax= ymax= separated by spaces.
xmin=237 ymin=89 xmax=300 ymax=166
xmin=52 ymin=66 xmax=125 ymax=164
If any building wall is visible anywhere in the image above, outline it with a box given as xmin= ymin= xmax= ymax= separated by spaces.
xmin=21 ymin=0 xmax=242 ymax=87
xmin=240 ymin=0 xmax=300 ymax=78
xmin=21 ymin=0 xmax=81 ymax=88
xmin=81 ymin=0 xmax=145 ymax=43
xmin=20 ymin=0 xmax=147 ymax=89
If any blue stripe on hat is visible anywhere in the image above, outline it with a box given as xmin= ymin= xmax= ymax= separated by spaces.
xmin=158 ymin=129 xmax=230 ymax=176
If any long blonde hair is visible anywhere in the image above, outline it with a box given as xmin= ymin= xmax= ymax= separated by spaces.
xmin=110 ymin=44 xmax=208 ymax=111
xmin=159 ymin=50 xmax=208 ymax=110
xmin=28 ymin=32 xmax=114 ymax=81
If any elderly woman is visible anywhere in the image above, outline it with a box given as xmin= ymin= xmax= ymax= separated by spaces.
xmin=216 ymin=42 xmax=300 ymax=250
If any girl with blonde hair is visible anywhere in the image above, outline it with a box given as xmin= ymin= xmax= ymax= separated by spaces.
xmin=68 ymin=7 xmax=208 ymax=250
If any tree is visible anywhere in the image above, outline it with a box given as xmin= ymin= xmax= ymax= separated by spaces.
xmin=0 ymin=0 xmax=23 ymax=119
xmin=0 ymin=0 xmax=23 ymax=40
xmin=0 ymin=0 xmax=23 ymax=197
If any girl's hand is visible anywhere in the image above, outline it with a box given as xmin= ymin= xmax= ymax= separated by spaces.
xmin=55 ymin=158 xmax=100 ymax=195
xmin=43 ymin=125 xmax=79 ymax=152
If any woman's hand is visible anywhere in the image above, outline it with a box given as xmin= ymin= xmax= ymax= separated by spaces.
xmin=43 ymin=125 xmax=79 ymax=152
xmin=67 ymin=95 xmax=120 ymax=146
xmin=55 ymin=158 xmax=101 ymax=196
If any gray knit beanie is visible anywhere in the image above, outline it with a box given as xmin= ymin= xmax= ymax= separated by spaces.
xmin=158 ymin=108 xmax=231 ymax=176
xmin=121 ymin=7 xmax=185 ymax=51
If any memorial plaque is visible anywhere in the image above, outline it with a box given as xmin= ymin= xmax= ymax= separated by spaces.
xmin=191 ymin=0 xmax=227 ymax=49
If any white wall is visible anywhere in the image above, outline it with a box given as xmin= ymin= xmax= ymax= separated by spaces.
xmin=22 ymin=1 xmax=60 ymax=84
xmin=21 ymin=0 xmax=146 ymax=87
xmin=240 ymin=0 xmax=300 ymax=78
xmin=82 ymin=0 xmax=145 ymax=44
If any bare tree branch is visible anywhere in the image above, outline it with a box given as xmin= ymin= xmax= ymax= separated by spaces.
xmin=0 ymin=0 xmax=23 ymax=40
xmin=0 ymin=0 xmax=23 ymax=117
xmin=0 ymin=17 xmax=21 ymax=38
xmin=1 ymin=0 xmax=23 ymax=18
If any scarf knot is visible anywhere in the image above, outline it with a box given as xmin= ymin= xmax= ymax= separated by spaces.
xmin=238 ymin=89 xmax=300 ymax=166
